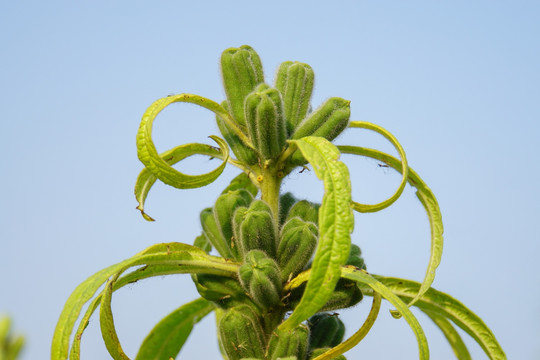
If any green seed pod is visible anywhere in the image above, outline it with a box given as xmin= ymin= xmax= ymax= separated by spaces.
xmin=245 ymin=86 xmax=287 ymax=160
xmin=318 ymin=278 xmax=363 ymax=312
xmin=286 ymin=200 xmax=320 ymax=225
xmin=285 ymin=278 xmax=362 ymax=313
xmin=275 ymin=61 xmax=315 ymax=135
xmin=193 ymin=233 xmax=212 ymax=253
xmin=200 ymin=207 xmax=233 ymax=259
xmin=308 ymin=313 xmax=345 ymax=349
xmin=216 ymin=101 xmax=259 ymax=165
xmin=292 ymin=97 xmax=350 ymax=140
xmin=309 ymin=348 xmax=346 ymax=360
xmin=239 ymin=250 xmax=282 ymax=310
xmin=278 ymin=192 xmax=297 ymax=226
xmin=237 ymin=200 xmax=278 ymax=258
xmin=290 ymin=97 xmax=350 ymax=165
xmin=221 ymin=45 xmax=265 ymax=126
xmin=192 ymin=274 xmax=252 ymax=309
xmin=278 ymin=217 xmax=318 ymax=282
xmin=214 ymin=189 xmax=254 ymax=260
xmin=219 ymin=305 xmax=266 ymax=360
xmin=221 ymin=172 xmax=259 ymax=197
xmin=346 ymin=244 xmax=366 ymax=270
xmin=267 ymin=324 xmax=309 ymax=360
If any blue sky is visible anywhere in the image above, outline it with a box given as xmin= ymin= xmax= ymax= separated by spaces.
xmin=1 ymin=1 xmax=539 ymax=359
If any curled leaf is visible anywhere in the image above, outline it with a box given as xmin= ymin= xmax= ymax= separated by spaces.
xmin=135 ymin=141 xmax=226 ymax=221
xmin=136 ymin=94 xmax=235 ymax=190
xmin=346 ymin=121 xmax=409 ymax=213
xmin=338 ymin=145 xmax=443 ymax=309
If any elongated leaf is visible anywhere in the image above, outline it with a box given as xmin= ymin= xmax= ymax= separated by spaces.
xmin=135 ymin=298 xmax=214 ymax=360
xmin=423 ymin=310 xmax=471 ymax=360
xmin=347 ymin=122 xmax=409 ymax=213
xmin=52 ymin=243 xmax=239 ymax=360
xmin=100 ymin=275 xmax=130 ymax=360
xmin=136 ymin=94 xmax=236 ymax=189
xmin=340 ymin=268 xmax=429 ymax=360
xmin=313 ymin=292 xmax=382 ymax=360
xmin=70 ymin=263 xmax=209 ymax=359
xmin=338 ymin=145 xmax=443 ymax=308
xmin=279 ymin=136 xmax=353 ymax=331
xmin=135 ymin=142 xmax=225 ymax=221
xmin=357 ymin=276 xmax=506 ymax=360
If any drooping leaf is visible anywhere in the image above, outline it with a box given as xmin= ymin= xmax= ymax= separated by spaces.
xmin=340 ymin=268 xmax=430 ymax=360
xmin=338 ymin=145 xmax=443 ymax=308
xmin=52 ymin=243 xmax=239 ymax=360
xmin=346 ymin=121 xmax=409 ymax=213
xmin=136 ymin=94 xmax=238 ymax=190
xmin=69 ymin=263 xmax=215 ymax=359
xmin=99 ymin=275 xmax=130 ymax=360
xmin=357 ymin=276 xmax=506 ymax=360
xmin=135 ymin=141 xmax=226 ymax=221
xmin=135 ymin=298 xmax=214 ymax=360
xmin=279 ymin=136 xmax=353 ymax=331
xmin=423 ymin=310 xmax=471 ymax=360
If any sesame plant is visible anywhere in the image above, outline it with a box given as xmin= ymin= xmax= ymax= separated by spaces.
xmin=51 ymin=46 xmax=505 ymax=360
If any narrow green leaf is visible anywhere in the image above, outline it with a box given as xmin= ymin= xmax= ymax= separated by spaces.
xmin=136 ymin=94 xmax=237 ymax=190
xmin=338 ymin=145 xmax=443 ymax=308
xmin=99 ymin=275 xmax=130 ymax=360
xmin=134 ymin=142 xmax=225 ymax=221
xmin=346 ymin=121 xmax=409 ymax=213
xmin=423 ymin=310 xmax=471 ymax=360
xmin=135 ymin=298 xmax=214 ymax=360
xmin=279 ymin=136 xmax=353 ymax=331
xmin=52 ymin=242 xmax=239 ymax=360
xmin=340 ymin=268 xmax=430 ymax=360
xmin=357 ymin=276 xmax=506 ymax=360
xmin=312 ymin=292 xmax=382 ymax=360
xmin=69 ymin=263 xmax=213 ymax=359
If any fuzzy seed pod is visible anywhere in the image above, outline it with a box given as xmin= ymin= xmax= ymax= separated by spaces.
xmin=245 ymin=86 xmax=287 ymax=160
xmin=346 ymin=244 xmax=366 ymax=270
xmin=309 ymin=348 xmax=346 ymax=360
xmin=275 ymin=61 xmax=315 ymax=135
xmin=219 ymin=305 xmax=266 ymax=360
xmin=221 ymin=46 xmax=264 ymax=126
xmin=239 ymin=250 xmax=282 ymax=310
xmin=216 ymin=101 xmax=259 ymax=165
xmin=192 ymin=274 xmax=252 ymax=309
xmin=214 ymin=189 xmax=254 ymax=259
xmin=292 ymin=97 xmax=350 ymax=140
xmin=285 ymin=200 xmax=320 ymax=225
xmin=278 ymin=217 xmax=318 ymax=282
xmin=193 ymin=233 xmax=212 ymax=253
xmin=278 ymin=192 xmax=297 ymax=226
xmin=267 ymin=324 xmax=309 ymax=360
xmin=318 ymin=278 xmax=363 ymax=312
xmin=200 ymin=207 xmax=233 ymax=259
xmin=221 ymin=172 xmax=259 ymax=197
xmin=290 ymin=97 xmax=350 ymax=165
xmin=285 ymin=278 xmax=362 ymax=313
xmin=308 ymin=313 xmax=346 ymax=349
xmin=237 ymin=200 xmax=278 ymax=258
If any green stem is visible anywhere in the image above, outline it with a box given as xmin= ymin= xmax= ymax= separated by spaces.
xmin=260 ymin=163 xmax=282 ymax=217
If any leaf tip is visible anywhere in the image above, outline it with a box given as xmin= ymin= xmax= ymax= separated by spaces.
xmin=136 ymin=205 xmax=155 ymax=222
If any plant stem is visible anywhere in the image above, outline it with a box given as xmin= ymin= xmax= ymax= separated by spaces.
xmin=260 ymin=163 xmax=282 ymax=217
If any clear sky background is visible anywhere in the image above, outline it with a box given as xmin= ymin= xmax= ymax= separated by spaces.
xmin=1 ymin=1 xmax=539 ymax=359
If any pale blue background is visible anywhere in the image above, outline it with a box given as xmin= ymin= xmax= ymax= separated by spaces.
xmin=1 ymin=1 xmax=538 ymax=359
